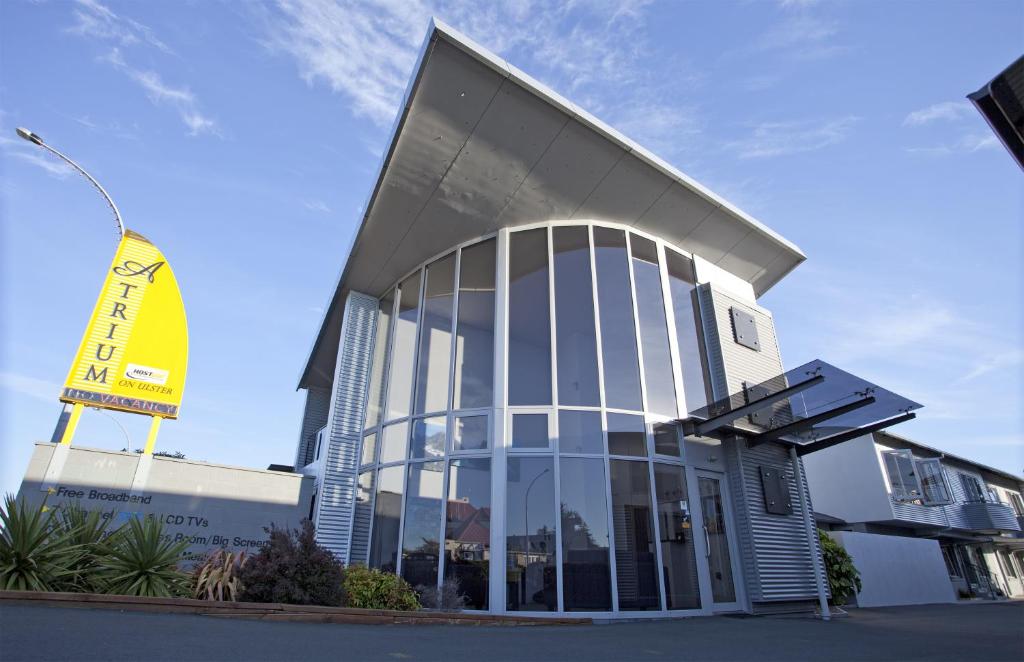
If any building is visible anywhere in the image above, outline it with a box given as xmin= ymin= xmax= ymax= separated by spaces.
xmin=805 ymin=431 xmax=1024 ymax=606
xmin=294 ymin=20 xmax=923 ymax=618
xmin=968 ymin=54 xmax=1024 ymax=170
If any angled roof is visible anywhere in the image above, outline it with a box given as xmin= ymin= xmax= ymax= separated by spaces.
xmin=874 ymin=430 xmax=1023 ymax=485
xmin=300 ymin=19 xmax=807 ymax=389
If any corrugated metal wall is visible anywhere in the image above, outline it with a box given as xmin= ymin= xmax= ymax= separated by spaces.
xmin=698 ymin=283 xmax=826 ymax=608
xmin=313 ymin=292 xmax=378 ymax=561
xmin=294 ymin=387 xmax=331 ymax=469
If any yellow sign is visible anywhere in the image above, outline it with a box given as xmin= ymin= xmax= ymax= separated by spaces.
xmin=61 ymin=230 xmax=188 ymax=419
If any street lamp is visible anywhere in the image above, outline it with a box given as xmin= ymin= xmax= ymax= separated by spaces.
xmin=15 ymin=127 xmax=125 ymax=241
xmin=16 ymin=126 xmax=127 ymax=443
xmin=88 ymin=406 xmax=133 ymax=453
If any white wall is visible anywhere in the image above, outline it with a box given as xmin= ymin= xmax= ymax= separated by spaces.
xmin=829 ymin=531 xmax=955 ymax=607
xmin=803 ymin=434 xmax=894 ymax=524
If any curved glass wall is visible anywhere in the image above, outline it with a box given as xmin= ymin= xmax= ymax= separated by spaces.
xmin=355 ymin=222 xmax=716 ymax=615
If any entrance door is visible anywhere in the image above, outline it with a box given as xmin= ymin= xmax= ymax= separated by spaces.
xmin=696 ymin=471 xmax=740 ymax=611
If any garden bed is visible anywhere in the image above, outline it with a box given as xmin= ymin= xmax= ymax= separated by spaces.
xmin=0 ymin=591 xmax=591 ymax=626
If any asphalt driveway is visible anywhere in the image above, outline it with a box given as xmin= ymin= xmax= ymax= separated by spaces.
xmin=2 ymin=601 xmax=1021 ymax=661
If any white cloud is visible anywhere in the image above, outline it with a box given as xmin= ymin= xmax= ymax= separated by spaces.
xmin=726 ymin=116 xmax=858 ymax=159
xmin=67 ymin=0 xmax=173 ymax=54
xmin=755 ymin=14 xmax=845 ymax=60
xmin=905 ymin=131 xmax=999 ymax=156
xmin=903 ymin=101 xmax=973 ymax=126
xmin=0 ymin=372 xmax=62 ymax=403
xmin=302 ymin=199 xmax=331 ymax=213
xmin=958 ymin=349 xmax=1024 ymax=383
xmin=67 ymin=1 xmax=218 ymax=137
xmin=100 ymin=48 xmax=218 ymax=137
xmin=258 ymin=0 xmax=667 ymax=138
xmin=8 ymin=150 xmax=75 ymax=179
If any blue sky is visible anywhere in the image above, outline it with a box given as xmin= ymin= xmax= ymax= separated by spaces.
xmin=1 ymin=0 xmax=1021 ymax=497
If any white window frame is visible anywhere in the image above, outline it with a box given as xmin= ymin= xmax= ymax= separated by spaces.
xmin=881 ymin=449 xmax=922 ymax=502
xmin=915 ymin=457 xmax=953 ymax=506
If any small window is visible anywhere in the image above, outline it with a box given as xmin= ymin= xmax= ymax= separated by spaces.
xmin=1001 ymin=551 xmax=1018 ymax=578
xmin=410 ymin=416 xmax=446 ymax=459
xmin=314 ymin=426 xmax=326 ymax=462
xmin=916 ymin=458 xmax=952 ymax=506
xmin=652 ymin=421 xmax=681 ymax=457
xmin=453 ymin=414 xmax=489 ymax=452
xmin=511 ymin=413 xmax=549 ymax=449
xmin=882 ymin=450 xmax=921 ymax=501
xmin=959 ymin=473 xmax=986 ymax=503
xmin=1009 ymin=492 xmax=1024 ymax=517
xmin=607 ymin=413 xmax=647 ymax=456
xmin=361 ymin=432 xmax=377 ymax=466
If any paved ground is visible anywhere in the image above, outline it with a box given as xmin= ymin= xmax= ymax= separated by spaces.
xmin=1 ymin=601 xmax=1021 ymax=661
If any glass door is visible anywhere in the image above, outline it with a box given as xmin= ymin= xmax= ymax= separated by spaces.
xmin=696 ymin=471 xmax=740 ymax=611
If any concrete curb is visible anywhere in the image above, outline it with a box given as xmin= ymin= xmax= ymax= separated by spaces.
xmin=0 ymin=591 xmax=591 ymax=626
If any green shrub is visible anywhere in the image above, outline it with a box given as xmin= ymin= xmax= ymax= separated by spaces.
xmin=54 ymin=502 xmax=117 ymax=593
xmin=818 ymin=529 xmax=862 ymax=605
xmin=193 ymin=548 xmax=248 ymax=601
xmin=0 ymin=495 xmax=82 ymax=592
xmin=95 ymin=516 xmax=191 ymax=597
xmin=344 ymin=566 xmax=419 ymax=611
xmin=238 ymin=520 xmax=345 ymax=606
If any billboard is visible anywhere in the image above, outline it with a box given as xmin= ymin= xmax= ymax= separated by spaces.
xmin=61 ymin=230 xmax=188 ymax=418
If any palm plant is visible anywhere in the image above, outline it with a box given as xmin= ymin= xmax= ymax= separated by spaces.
xmin=54 ymin=502 xmax=117 ymax=593
xmin=193 ymin=549 xmax=248 ymax=601
xmin=0 ymin=495 xmax=81 ymax=592
xmin=96 ymin=516 xmax=191 ymax=597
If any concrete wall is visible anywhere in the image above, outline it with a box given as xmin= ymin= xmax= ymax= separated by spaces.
xmin=18 ymin=443 xmax=314 ymax=562
xmin=803 ymin=434 xmax=895 ymax=524
xmin=828 ymin=531 xmax=955 ymax=607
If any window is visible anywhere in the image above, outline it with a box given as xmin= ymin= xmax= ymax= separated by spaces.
xmin=409 ymin=417 xmax=446 ymax=460
xmin=511 ymin=413 xmax=549 ymax=450
xmin=506 ymin=457 xmax=557 ymax=611
xmin=369 ymin=465 xmax=404 ymax=573
xmin=559 ymin=458 xmax=612 ymax=611
xmin=917 ymin=458 xmax=952 ymax=506
xmin=364 ymin=290 xmax=395 ymax=430
xmin=508 ymin=229 xmax=552 ymax=406
xmin=609 ymin=459 xmax=661 ymax=610
xmin=453 ymin=239 xmax=496 ymax=410
xmin=593 ymin=227 xmax=642 ymax=411
xmin=414 ymin=254 xmax=456 ymax=415
xmin=653 ymin=421 xmax=681 ymax=457
xmin=360 ymin=432 xmax=377 ymax=466
xmin=385 ymin=272 xmax=422 ymax=421
xmin=380 ymin=422 xmax=409 ymax=464
xmin=401 ymin=461 xmax=444 ymax=589
xmin=665 ymin=250 xmax=708 ymax=415
xmin=553 ymin=226 xmax=600 ymax=406
xmin=444 ymin=458 xmax=491 ymax=610
xmin=959 ymin=473 xmax=986 ymax=503
xmin=654 ymin=463 xmax=701 ymax=610
xmin=1009 ymin=492 xmax=1024 ymax=517
xmin=607 ymin=413 xmax=646 ymax=457
xmin=630 ymin=234 xmax=678 ymax=417
xmin=558 ymin=410 xmax=603 ymax=454
xmin=882 ymin=450 xmax=922 ymax=501
xmin=452 ymin=414 xmax=488 ymax=452
xmin=941 ymin=546 xmax=961 ymax=577
xmin=1000 ymin=550 xmax=1018 ymax=578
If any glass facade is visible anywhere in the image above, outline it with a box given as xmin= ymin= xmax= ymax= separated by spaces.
xmin=355 ymin=223 xmax=724 ymax=615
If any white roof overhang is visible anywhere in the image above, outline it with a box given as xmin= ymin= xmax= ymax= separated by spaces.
xmin=299 ymin=19 xmax=806 ymax=388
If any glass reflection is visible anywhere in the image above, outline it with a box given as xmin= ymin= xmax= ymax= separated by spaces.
xmin=654 ymin=464 xmax=700 ymax=610
xmin=698 ymin=476 xmax=737 ymax=603
xmin=558 ymin=410 xmax=603 ymax=454
xmin=666 ymin=250 xmax=708 ymax=414
xmin=508 ymin=229 xmax=551 ymax=406
xmin=630 ymin=234 xmax=678 ymax=417
xmin=445 ymin=458 xmax=491 ymax=610
xmin=410 ymin=417 xmax=446 ymax=460
xmin=415 ymin=255 xmax=456 ymax=415
xmin=506 ymin=457 xmax=557 ymax=611
xmin=610 ymin=460 xmax=661 ymax=610
xmin=453 ymin=415 xmax=488 ymax=452
xmin=386 ymin=272 xmax=422 ymax=421
xmin=560 ymin=458 xmax=612 ymax=611
xmin=380 ymin=422 xmax=408 ymax=464
xmin=593 ymin=227 xmax=642 ymax=411
xmin=454 ymin=239 xmax=496 ymax=410
xmin=653 ymin=422 xmax=680 ymax=457
xmin=512 ymin=413 xmax=548 ymax=449
xmin=607 ymin=413 xmax=647 ymax=456
xmin=365 ymin=290 xmax=394 ymax=431
xmin=361 ymin=432 xmax=377 ymax=466
xmin=553 ymin=226 xmax=599 ymax=406
xmin=369 ymin=465 xmax=404 ymax=573
xmin=401 ymin=461 xmax=444 ymax=591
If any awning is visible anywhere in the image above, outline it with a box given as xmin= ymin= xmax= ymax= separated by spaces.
xmin=683 ymin=359 xmax=922 ymax=454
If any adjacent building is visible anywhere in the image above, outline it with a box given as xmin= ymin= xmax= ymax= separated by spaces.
xmin=806 ymin=431 xmax=1023 ymax=606
xmin=294 ymin=20 xmax=924 ymax=618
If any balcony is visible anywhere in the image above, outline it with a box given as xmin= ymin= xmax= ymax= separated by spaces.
xmin=947 ymin=501 xmax=1021 ymax=533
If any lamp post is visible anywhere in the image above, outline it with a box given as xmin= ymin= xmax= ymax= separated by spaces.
xmin=89 ymin=406 xmax=132 ymax=453
xmin=522 ymin=466 xmax=550 ymax=607
xmin=16 ymin=127 xmax=126 ymax=443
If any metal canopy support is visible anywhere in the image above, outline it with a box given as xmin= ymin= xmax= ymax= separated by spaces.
xmin=795 ymin=412 xmax=917 ymax=457
xmin=749 ymin=396 xmax=877 ymax=447
xmin=691 ymin=374 xmax=825 ymax=437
